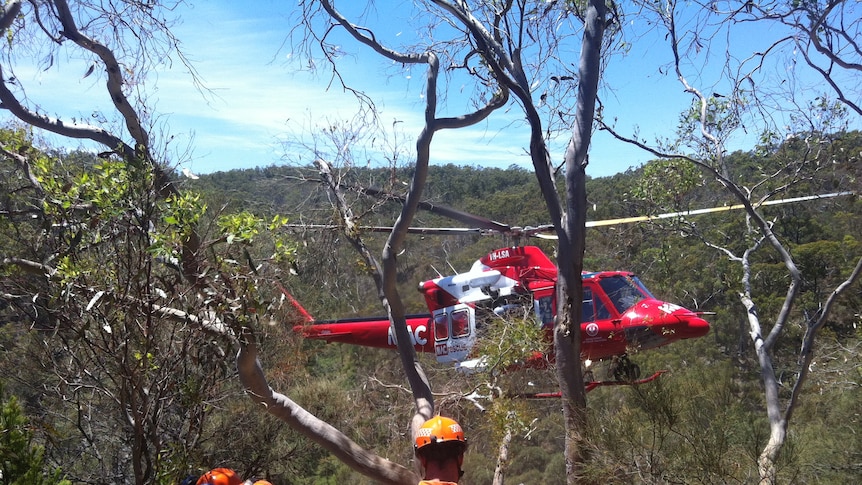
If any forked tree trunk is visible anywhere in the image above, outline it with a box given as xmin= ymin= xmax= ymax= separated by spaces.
xmin=740 ymin=292 xmax=787 ymax=485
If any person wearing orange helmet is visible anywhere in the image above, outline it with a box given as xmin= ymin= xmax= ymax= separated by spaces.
xmin=196 ymin=468 xmax=243 ymax=485
xmin=414 ymin=415 xmax=467 ymax=484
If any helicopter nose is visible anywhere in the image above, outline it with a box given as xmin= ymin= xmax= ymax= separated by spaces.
xmin=677 ymin=313 xmax=710 ymax=339
xmin=655 ymin=302 xmax=711 ymax=339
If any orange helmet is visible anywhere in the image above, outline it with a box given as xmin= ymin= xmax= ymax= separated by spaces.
xmin=196 ymin=468 xmax=242 ymax=485
xmin=414 ymin=415 xmax=466 ymax=451
xmin=252 ymin=481 xmax=273 ymax=485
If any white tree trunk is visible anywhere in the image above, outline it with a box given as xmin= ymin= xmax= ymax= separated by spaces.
xmin=493 ymin=427 xmax=512 ymax=485
xmin=740 ymin=292 xmax=786 ymax=485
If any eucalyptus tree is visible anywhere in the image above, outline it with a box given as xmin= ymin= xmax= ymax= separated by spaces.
xmin=0 ymin=1 xmax=297 ymax=482
xmin=597 ymin=1 xmax=862 ymax=482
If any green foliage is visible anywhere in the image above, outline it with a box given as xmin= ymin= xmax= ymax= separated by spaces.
xmin=161 ymin=192 xmax=206 ymax=237
xmin=148 ymin=191 xmax=208 ymax=264
xmin=794 ymin=381 xmax=862 ymax=482
xmin=310 ymin=456 xmax=354 ymax=485
xmin=631 ymin=158 xmax=702 ymax=211
xmin=676 ymin=95 xmax=743 ymax=155
xmin=216 ymin=212 xmax=296 ymax=262
xmin=0 ymin=382 xmax=70 ymax=485
xmin=217 ymin=211 xmax=261 ymax=244
xmin=34 ymin=157 xmax=140 ymax=221
xmin=485 ymin=398 xmax=536 ymax=445
xmin=583 ymin=364 xmax=759 ymax=483
xmin=473 ymin=308 xmax=546 ymax=373
xmin=0 ymin=131 xmax=310 ymax=483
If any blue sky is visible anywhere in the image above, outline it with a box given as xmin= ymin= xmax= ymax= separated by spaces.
xmin=2 ymin=1 xmax=852 ymax=179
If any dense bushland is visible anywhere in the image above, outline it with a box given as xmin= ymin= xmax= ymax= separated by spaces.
xmin=1 ymin=129 xmax=860 ymax=483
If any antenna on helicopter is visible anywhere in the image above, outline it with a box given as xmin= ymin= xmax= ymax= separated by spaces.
xmin=430 ymin=264 xmax=444 ymax=278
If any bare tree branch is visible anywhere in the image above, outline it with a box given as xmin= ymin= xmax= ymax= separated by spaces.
xmin=237 ymin=335 xmax=419 ymax=485
xmin=786 ymin=254 xmax=862 ymax=423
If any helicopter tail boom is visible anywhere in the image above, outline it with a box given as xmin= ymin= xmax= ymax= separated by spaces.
xmin=293 ymin=314 xmax=436 ymax=354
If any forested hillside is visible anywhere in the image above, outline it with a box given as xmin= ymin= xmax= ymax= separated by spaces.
xmin=2 ymin=128 xmax=861 ymax=483
xmin=188 ymin=132 xmax=860 ymax=482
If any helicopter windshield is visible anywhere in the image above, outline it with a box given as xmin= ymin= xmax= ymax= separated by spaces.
xmin=598 ymin=275 xmax=654 ymax=314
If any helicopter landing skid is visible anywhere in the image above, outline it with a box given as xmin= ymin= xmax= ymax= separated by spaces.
xmin=514 ymin=370 xmax=668 ymax=399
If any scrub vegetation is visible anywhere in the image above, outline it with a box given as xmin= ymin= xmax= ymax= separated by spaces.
xmin=2 ymin=129 xmax=860 ymax=483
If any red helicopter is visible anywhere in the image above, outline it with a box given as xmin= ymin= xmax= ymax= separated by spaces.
xmin=287 ymin=185 xmax=711 ymax=390
xmin=290 ymin=242 xmax=710 ymax=386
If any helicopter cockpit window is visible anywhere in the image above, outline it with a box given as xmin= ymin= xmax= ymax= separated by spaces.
xmin=434 ymin=313 xmax=449 ymax=341
xmin=452 ymin=310 xmax=469 ymax=338
xmin=631 ymin=276 xmax=656 ymax=299
xmin=599 ymin=275 xmax=649 ymax=314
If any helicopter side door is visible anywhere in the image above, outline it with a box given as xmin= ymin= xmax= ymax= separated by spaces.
xmin=433 ymin=304 xmax=476 ymax=363
xmin=581 ymin=282 xmax=629 ymax=360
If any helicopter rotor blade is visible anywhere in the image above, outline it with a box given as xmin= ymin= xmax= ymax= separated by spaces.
xmin=586 ymin=191 xmax=855 ymax=228
xmin=356 ymin=185 xmax=513 ymax=233
xmin=282 ymin=223 xmax=486 ymax=236
xmin=291 ymin=186 xmax=854 ymax=239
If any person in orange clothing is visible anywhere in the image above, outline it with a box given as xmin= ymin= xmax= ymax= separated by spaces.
xmin=196 ymin=468 xmax=243 ymax=485
xmin=414 ymin=416 xmax=468 ymax=485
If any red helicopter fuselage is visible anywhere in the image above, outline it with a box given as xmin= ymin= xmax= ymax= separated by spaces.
xmin=293 ymin=246 xmax=710 ymax=369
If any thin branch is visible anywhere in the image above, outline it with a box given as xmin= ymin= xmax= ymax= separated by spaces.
xmin=785 ymin=255 xmax=862 ymax=423
xmin=52 ymin=0 xmax=150 ymax=155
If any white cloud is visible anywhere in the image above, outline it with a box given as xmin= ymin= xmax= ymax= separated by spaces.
xmin=0 ymin=1 xmax=647 ymax=177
